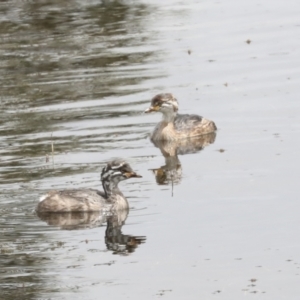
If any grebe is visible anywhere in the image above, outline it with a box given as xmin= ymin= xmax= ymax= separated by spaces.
xmin=145 ymin=93 xmax=217 ymax=141
xmin=36 ymin=159 xmax=141 ymax=213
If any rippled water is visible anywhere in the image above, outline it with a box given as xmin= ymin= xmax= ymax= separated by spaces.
xmin=1 ymin=0 xmax=300 ymax=299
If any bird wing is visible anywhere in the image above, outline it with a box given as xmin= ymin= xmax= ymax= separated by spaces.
xmin=174 ymin=114 xmax=203 ymax=131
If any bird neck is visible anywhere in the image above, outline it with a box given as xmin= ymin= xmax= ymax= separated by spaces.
xmin=162 ymin=109 xmax=177 ymax=123
xmin=102 ymin=177 xmax=122 ymax=199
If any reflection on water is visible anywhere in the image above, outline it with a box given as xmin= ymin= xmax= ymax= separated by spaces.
xmin=37 ymin=210 xmax=146 ymax=255
xmin=0 ymin=0 xmax=163 ymax=184
xmin=36 ymin=211 xmax=108 ymax=230
xmin=2 ymin=0 xmax=297 ymax=298
xmin=150 ymin=133 xmax=217 ymax=185
xmin=0 ymin=1 xmax=157 ymax=298
xmin=105 ymin=214 xmax=146 ymax=256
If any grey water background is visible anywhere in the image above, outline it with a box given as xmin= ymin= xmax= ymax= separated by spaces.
xmin=1 ymin=0 xmax=300 ymax=299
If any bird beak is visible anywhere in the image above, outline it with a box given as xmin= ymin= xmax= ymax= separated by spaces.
xmin=124 ymin=172 xmax=142 ymax=178
xmin=144 ymin=106 xmax=159 ymax=113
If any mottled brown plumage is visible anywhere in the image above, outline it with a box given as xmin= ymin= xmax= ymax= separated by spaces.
xmin=36 ymin=160 xmax=141 ymax=213
xmin=145 ymin=93 xmax=217 ymax=141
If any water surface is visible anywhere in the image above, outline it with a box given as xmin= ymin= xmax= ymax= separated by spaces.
xmin=1 ymin=0 xmax=300 ymax=299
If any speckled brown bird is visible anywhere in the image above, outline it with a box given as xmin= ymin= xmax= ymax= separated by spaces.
xmin=36 ymin=160 xmax=141 ymax=213
xmin=145 ymin=93 xmax=217 ymax=141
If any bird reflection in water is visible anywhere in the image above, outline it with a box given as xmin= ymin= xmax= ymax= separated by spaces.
xmin=37 ymin=209 xmax=146 ymax=256
xmin=105 ymin=213 xmax=146 ymax=256
xmin=150 ymin=132 xmax=217 ymax=187
xmin=36 ymin=159 xmax=146 ymax=255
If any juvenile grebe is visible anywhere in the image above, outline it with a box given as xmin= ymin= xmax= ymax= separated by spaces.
xmin=36 ymin=159 xmax=142 ymax=213
xmin=145 ymin=93 xmax=217 ymax=141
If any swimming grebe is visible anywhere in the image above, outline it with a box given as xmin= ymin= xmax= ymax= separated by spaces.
xmin=36 ymin=159 xmax=142 ymax=213
xmin=144 ymin=93 xmax=217 ymax=141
